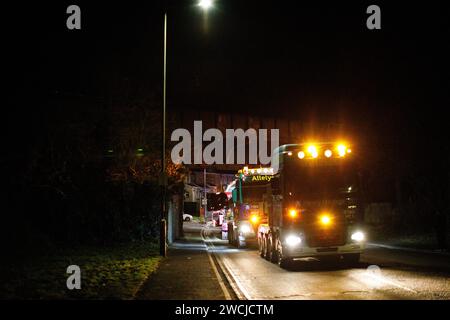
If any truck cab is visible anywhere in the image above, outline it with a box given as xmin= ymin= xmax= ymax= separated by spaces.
xmin=258 ymin=142 xmax=366 ymax=268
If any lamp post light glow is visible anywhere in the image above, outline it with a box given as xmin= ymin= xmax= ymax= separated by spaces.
xmin=199 ymin=0 xmax=213 ymax=10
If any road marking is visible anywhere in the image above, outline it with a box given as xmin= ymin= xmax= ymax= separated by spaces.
xmin=202 ymin=227 xmax=422 ymax=299
xmin=219 ymin=254 xmax=253 ymax=300
xmin=207 ymin=251 xmax=232 ymax=300
xmin=212 ymin=248 xmax=248 ymax=300
xmin=201 ymin=227 xmax=253 ymax=300
xmin=201 ymin=228 xmax=232 ymax=300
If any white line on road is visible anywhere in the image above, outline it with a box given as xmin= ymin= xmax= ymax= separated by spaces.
xmin=201 ymin=228 xmax=232 ymax=300
xmin=220 ymin=254 xmax=253 ymax=300
xmin=213 ymin=249 xmax=248 ymax=300
xmin=201 ymin=227 xmax=253 ymax=300
xmin=202 ymin=227 xmax=421 ymax=299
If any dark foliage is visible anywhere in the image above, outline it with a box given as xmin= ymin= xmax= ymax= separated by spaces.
xmin=2 ymin=91 xmax=184 ymax=260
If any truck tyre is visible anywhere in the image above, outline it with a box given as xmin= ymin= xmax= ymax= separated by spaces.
xmin=270 ymin=239 xmax=279 ymax=263
xmin=262 ymin=237 xmax=267 ymax=259
xmin=344 ymin=253 xmax=360 ymax=266
xmin=279 ymin=257 xmax=292 ymax=269
xmin=231 ymin=227 xmax=239 ymax=247
xmin=277 ymin=246 xmax=291 ymax=269
xmin=264 ymin=236 xmax=271 ymax=261
xmin=233 ymin=230 xmax=238 ymax=247
xmin=227 ymin=223 xmax=233 ymax=245
xmin=236 ymin=234 xmax=243 ymax=249
xmin=231 ymin=232 xmax=236 ymax=246
xmin=259 ymin=234 xmax=265 ymax=257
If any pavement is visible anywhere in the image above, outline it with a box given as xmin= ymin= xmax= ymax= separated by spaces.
xmin=137 ymin=222 xmax=450 ymax=300
xmin=136 ymin=222 xmax=227 ymax=300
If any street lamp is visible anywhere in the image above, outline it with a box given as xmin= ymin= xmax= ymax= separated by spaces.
xmin=160 ymin=0 xmax=214 ymax=257
xmin=199 ymin=0 xmax=213 ymax=10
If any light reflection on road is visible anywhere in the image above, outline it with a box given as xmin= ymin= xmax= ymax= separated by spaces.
xmin=195 ymin=223 xmax=450 ymax=300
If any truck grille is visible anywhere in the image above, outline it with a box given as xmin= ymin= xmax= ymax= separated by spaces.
xmin=306 ymin=228 xmax=346 ymax=247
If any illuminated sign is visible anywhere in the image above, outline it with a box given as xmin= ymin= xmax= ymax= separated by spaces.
xmin=242 ymin=166 xmax=274 ymax=176
xmin=244 ymin=175 xmax=274 ymax=183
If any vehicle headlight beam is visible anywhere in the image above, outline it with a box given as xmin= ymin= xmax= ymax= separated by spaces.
xmin=285 ymin=235 xmax=302 ymax=247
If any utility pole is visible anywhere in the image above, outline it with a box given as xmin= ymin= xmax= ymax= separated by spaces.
xmin=204 ymin=168 xmax=207 ymax=222
xmin=160 ymin=12 xmax=168 ymax=257
xmin=159 ymin=1 xmax=213 ymax=256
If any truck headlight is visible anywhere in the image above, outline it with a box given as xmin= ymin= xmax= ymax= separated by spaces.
xmin=351 ymin=231 xmax=365 ymax=242
xmin=285 ymin=235 xmax=302 ymax=247
xmin=240 ymin=225 xmax=251 ymax=234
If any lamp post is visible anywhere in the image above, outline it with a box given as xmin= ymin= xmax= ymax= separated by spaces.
xmin=160 ymin=0 xmax=214 ymax=257
xmin=159 ymin=11 xmax=168 ymax=258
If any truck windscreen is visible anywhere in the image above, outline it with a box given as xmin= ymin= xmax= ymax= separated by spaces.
xmin=241 ymin=185 xmax=268 ymax=202
xmin=283 ymin=161 xmax=359 ymax=201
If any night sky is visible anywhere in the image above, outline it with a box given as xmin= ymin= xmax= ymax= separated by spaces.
xmin=4 ymin=1 xmax=449 ymax=157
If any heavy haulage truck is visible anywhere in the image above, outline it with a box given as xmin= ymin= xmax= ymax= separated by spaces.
xmin=229 ymin=142 xmax=366 ymax=268
xmin=227 ymin=167 xmax=275 ymax=248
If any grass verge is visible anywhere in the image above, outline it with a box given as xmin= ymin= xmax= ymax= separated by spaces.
xmin=0 ymin=241 xmax=161 ymax=299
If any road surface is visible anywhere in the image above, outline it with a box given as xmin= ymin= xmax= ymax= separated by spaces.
xmin=185 ymin=222 xmax=450 ymax=300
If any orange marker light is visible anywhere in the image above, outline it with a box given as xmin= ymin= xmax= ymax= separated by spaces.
xmin=289 ymin=209 xmax=298 ymax=218
xmin=307 ymin=145 xmax=318 ymax=158
xmin=337 ymin=144 xmax=347 ymax=157
xmin=320 ymin=214 xmax=331 ymax=225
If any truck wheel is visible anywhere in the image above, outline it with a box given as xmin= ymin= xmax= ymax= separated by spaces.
xmin=231 ymin=227 xmax=238 ymax=247
xmin=227 ymin=224 xmax=233 ymax=245
xmin=259 ymin=235 xmax=265 ymax=257
xmin=264 ymin=236 xmax=271 ymax=261
xmin=270 ymin=240 xmax=279 ymax=263
xmin=261 ymin=237 xmax=268 ymax=259
xmin=232 ymin=231 xmax=238 ymax=247
xmin=279 ymin=258 xmax=292 ymax=269
xmin=277 ymin=247 xmax=291 ymax=269
xmin=344 ymin=253 xmax=360 ymax=266
xmin=236 ymin=235 xmax=244 ymax=249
